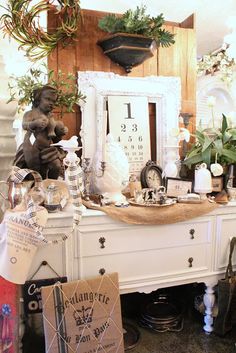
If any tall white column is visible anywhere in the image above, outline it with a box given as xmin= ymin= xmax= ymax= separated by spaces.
xmin=0 ymin=54 xmax=17 ymax=220
xmin=0 ymin=54 xmax=17 ymax=181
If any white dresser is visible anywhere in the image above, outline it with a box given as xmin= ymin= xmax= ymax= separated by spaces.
xmin=29 ymin=202 xmax=236 ymax=333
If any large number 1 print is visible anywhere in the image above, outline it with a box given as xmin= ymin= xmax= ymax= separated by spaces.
xmin=124 ymin=103 xmax=134 ymax=119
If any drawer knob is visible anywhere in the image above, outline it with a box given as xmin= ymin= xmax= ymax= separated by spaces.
xmin=99 ymin=268 xmax=106 ymax=275
xmin=189 ymin=229 xmax=195 ymax=239
xmin=99 ymin=237 xmax=106 ymax=249
xmin=188 ymin=257 xmax=194 ymax=267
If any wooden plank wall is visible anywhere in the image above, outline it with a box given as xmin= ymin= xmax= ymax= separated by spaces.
xmin=48 ymin=9 xmax=196 ymax=157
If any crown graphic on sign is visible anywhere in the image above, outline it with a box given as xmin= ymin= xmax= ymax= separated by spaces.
xmin=73 ymin=306 xmax=93 ymax=326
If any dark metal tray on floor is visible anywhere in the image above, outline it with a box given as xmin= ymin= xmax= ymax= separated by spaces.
xmin=123 ymin=321 xmax=140 ymax=351
xmin=139 ymin=294 xmax=184 ymax=333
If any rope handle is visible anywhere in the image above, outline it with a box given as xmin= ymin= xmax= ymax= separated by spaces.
xmin=8 ymin=166 xmax=42 ymax=185
xmin=225 ymin=236 xmax=236 ymax=280
xmin=29 ymin=260 xmax=60 ymax=280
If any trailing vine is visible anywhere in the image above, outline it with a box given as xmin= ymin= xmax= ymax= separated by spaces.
xmin=0 ymin=0 xmax=81 ymax=61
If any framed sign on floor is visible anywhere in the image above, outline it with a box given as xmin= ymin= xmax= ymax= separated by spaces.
xmin=0 ymin=276 xmax=19 ymax=353
xmin=42 ymin=272 xmax=124 ymax=353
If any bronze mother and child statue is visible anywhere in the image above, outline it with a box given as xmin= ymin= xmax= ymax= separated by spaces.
xmin=13 ymin=85 xmax=68 ymax=179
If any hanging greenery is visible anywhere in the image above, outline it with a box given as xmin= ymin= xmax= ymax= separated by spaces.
xmin=98 ymin=5 xmax=175 ymax=48
xmin=0 ymin=0 xmax=82 ymax=61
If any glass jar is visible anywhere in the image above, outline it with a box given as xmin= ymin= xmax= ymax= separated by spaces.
xmin=28 ymin=183 xmax=45 ymax=205
xmin=44 ymin=183 xmax=61 ymax=212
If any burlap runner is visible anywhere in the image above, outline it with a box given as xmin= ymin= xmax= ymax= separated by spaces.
xmin=83 ymin=200 xmax=219 ymax=225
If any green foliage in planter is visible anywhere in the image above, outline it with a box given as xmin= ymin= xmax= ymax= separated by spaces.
xmin=98 ymin=5 xmax=175 ymax=48
xmin=184 ymin=114 xmax=236 ymax=168
xmin=7 ymin=64 xmax=86 ymax=118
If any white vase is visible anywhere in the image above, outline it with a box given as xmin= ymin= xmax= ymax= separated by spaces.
xmin=93 ymin=134 xmax=129 ymax=203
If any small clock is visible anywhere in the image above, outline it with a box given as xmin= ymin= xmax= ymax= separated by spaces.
xmin=140 ymin=161 xmax=163 ymax=188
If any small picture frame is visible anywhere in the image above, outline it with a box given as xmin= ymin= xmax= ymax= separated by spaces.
xmin=212 ymin=176 xmax=223 ymax=192
xmin=166 ymin=177 xmax=193 ymax=197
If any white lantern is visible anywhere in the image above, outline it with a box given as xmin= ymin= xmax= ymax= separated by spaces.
xmin=194 ymin=163 xmax=212 ymax=200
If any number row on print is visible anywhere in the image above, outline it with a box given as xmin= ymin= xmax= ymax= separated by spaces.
xmin=118 ymin=135 xmax=143 ymax=142
xmin=125 ymin=151 xmax=144 ymax=156
xmin=123 ymin=145 xmax=143 ymax=150
xmin=129 ymin=162 xmax=144 ymax=172
xmin=120 ymin=123 xmax=138 ymax=132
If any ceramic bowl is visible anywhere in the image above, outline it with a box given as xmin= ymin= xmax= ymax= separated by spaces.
xmin=227 ymin=187 xmax=236 ymax=201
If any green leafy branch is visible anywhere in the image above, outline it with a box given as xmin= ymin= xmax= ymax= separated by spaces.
xmin=7 ymin=63 xmax=86 ymax=118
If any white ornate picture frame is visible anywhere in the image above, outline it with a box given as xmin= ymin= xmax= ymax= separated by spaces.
xmin=78 ymin=71 xmax=181 ymax=170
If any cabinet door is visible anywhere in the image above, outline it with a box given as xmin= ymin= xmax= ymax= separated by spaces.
xmin=215 ymin=214 xmax=236 ymax=270
xmin=27 ymin=227 xmax=69 ymax=280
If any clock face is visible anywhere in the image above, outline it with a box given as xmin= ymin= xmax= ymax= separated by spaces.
xmin=146 ymin=169 xmax=162 ymax=188
xmin=140 ymin=161 xmax=163 ymax=188
xmin=108 ymin=95 xmax=151 ymax=174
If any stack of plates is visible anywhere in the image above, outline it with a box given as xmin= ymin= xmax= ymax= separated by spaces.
xmin=139 ymin=294 xmax=184 ymax=332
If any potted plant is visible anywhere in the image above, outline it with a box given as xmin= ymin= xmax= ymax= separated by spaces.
xmin=7 ymin=63 xmax=86 ymax=118
xmin=183 ymin=114 xmax=236 ymax=170
xmin=97 ymin=5 xmax=175 ymax=73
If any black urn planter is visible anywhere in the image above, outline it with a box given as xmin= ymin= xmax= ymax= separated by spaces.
xmin=97 ymin=33 xmax=157 ymax=73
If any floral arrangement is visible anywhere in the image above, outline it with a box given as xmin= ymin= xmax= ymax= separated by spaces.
xmin=197 ymin=49 xmax=236 ymax=84
xmin=0 ymin=0 xmax=82 ymax=61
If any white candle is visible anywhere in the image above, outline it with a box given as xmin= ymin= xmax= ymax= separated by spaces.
xmin=102 ymin=111 xmax=108 ymax=162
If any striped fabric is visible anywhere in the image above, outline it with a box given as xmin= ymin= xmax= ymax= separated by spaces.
xmin=63 ymin=159 xmax=83 ymax=227
xmin=5 ymin=164 xmax=84 ymax=246
xmin=8 ymin=166 xmax=42 ymax=185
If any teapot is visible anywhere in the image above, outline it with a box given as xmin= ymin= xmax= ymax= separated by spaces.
xmin=0 ymin=180 xmax=32 ymax=209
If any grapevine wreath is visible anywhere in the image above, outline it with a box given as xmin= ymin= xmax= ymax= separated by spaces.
xmin=0 ymin=0 xmax=81 ymax=61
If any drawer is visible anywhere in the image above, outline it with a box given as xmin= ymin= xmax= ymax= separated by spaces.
xmin=76 ymin=219 xmax=213 ymax=257
xmin=215 ymin=214 xmax=236 ymax=270
xmin=78 ymin=243 xmax=211 ymax=281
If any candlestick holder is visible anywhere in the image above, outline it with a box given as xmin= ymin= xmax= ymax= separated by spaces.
xmin=82 ymin=157 xmax=106 ymax=200
xmin=94 ymin=161 xmax=106 ymax=177
xmin=82 ymin=157 xmax=92 ymax=201
xmin=93 ymin=134 xmax=129 ymax=204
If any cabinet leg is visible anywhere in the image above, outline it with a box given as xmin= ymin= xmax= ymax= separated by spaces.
xmin=203 ymin=284 xmax=215 ymax=333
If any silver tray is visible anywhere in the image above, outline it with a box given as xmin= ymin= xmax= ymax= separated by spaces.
xmin=128 ymin=198 xmax=176 ymax=207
